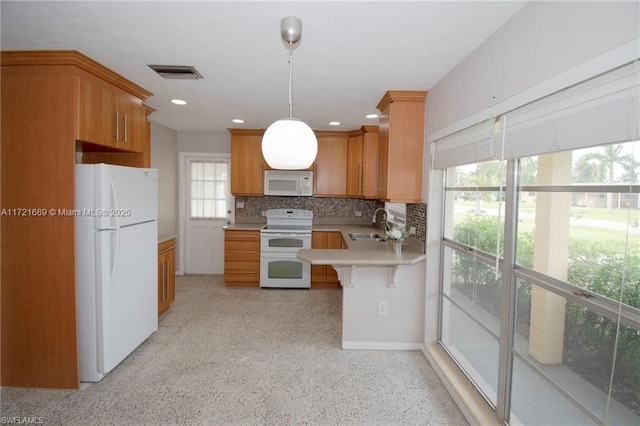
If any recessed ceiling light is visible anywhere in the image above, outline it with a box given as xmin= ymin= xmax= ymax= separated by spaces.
xmin=365 ymin=114 xmax=379 ymax=119
xmin=170 ymin=99 xmax=187 ymax=105
xmin=329 ymin=121 xmax=341 ymax=126
xmin=232 ymin=119 xmax=245 ymax=124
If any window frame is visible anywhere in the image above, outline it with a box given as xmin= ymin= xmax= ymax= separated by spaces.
xmin=439 ymin=155 xmax=640 ymax=423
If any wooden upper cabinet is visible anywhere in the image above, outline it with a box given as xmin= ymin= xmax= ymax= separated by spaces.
xmin=347 ymin=126 xmax=379 ymax=199
xmin=115 ymin=91 xmax=147 ymax=153
xmin=78 ymin=77 xmax=147 ymax=152
xmin=314 ymin=131 xmax=348 ymax=197
xmin=347 ymin=130 xmax=364 ymax=197
xmin=229 ymin=129 xmax=266 ymax=196
xmin=377 ymin=91 xmax=427 ymax=203
xmin=78 ymin=78 xmax=112 ymax=146
xmin=3 ymin=50 xmax=152 ymax=155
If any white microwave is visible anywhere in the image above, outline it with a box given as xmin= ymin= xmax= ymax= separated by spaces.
xmin=264 ymin=170 xmax=313 ymax=196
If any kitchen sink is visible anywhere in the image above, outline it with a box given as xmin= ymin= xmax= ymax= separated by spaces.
xmin=348 ymin=232 xmax=384 ymax=241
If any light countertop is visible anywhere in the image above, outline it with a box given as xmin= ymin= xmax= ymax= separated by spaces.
xmin=223 ymin=223 xmax=265 ymax=231
xmin=223 ymin=223 xmax=425 ymax=266
xmin=158 ymin=234 xmax=177 ymax=244
xmin=299 ymin=225 xmax=425 ymax=266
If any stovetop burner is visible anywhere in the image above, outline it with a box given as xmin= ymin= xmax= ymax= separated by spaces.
xmin=261 ymin=209 xmax=313 ymax=234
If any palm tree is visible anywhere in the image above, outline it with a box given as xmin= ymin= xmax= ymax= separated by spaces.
xmin=579 ymin=144 xmax=639 ymax=213
xmin=462 ymin=161 xmax=504 ymax=214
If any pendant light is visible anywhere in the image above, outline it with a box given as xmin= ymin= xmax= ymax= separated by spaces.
xmin=262 ymin=16 xmax=318 ymax=170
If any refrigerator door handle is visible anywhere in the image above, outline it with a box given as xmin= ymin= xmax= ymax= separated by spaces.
xmin=108 ymin=174 xmax=120 ymax=230
xmin=110 ymin=230 xmax=120 ymax=283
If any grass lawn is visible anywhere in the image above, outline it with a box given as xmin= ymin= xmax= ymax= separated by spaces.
xmin=457 ymin=200 xmax=640 ymax=223
xmin=453 ymin=201 xmax=640 ymax=251
xmin=570 ymin=206 xmax=640 ymax=224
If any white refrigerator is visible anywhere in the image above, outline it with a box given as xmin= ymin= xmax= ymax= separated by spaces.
xmin=75 ymin=164 xmax=158 ymax=382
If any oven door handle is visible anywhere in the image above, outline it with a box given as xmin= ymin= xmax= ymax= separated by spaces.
xmin=261 ymin=233 xmax=311 ymax=237
xmin=260 ymin=252 xmax=302 ymax=259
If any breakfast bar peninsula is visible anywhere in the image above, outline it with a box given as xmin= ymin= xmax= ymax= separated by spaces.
xmin=297 ymin=226 xmax=426 ymax=350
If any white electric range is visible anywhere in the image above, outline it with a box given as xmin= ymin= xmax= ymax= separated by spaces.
xmin=260 ymin=209 xmax=313 ymax=288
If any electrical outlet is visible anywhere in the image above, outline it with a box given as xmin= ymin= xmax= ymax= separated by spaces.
xmin=377 ymin=301 xmax=388 ymax=316
xmin=354 ymin=210 xmax=362 ymax=218
xmin=236 ymin=200 xmax=245 ymax=209
xmin=409 ymin=226 xmax=416 ymax=235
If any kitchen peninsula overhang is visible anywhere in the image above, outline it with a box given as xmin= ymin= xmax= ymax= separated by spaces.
xmin=296 ymin=227 xmax=425 ymax=288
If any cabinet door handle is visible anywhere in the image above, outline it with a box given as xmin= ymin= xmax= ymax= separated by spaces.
xmin=162 ymin=261 xmax=166 ymax=302
xmin=123 ymin=114 xmax=128 ymax=143
xmin=115 ymin=111 xmax=120 ymax=142
xmin=358 ymin=164 xmax=363 ymax=195
xmin=374 ymin=154 xmax=379 ymax=195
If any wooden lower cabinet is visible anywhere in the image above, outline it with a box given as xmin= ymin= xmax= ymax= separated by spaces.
xmin=158 ymin=239 xmax=176 ymax=316
xmin=311 ymin=231 xmax=344 ymax=288
xmin=224 ymin=230 xmax=260 ymax=287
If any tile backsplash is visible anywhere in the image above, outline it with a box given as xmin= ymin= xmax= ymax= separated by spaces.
xmin=235 ymin=196 xmax=427 ymax=245
xmin=406 ymin=203 xmax=426 ymax=244
xmin=235 ymin=196 xmax=383 ymax=224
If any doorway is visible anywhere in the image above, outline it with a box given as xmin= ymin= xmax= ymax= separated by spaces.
xmin=178 ymin=153 xmax=232 ymax=275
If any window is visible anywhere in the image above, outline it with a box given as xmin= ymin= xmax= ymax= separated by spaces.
xmin=441 ymin=148 xmax=640 ymax=424
xmin=432 ymin=60 xmax=640 ymax=424
xmin=385 ymin=202 xmax=407 ymax=228
xmin=189 ymin=160 xmax=228 ymax=219
xmin=440 ymin=160 xmax=507 ymax=407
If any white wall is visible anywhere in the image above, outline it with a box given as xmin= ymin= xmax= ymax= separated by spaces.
xmin=150 ymin=121 xmax=178 ymax=236
xmin=341 ymin=263 xmax=425 ymax=350
xmin=177 ymin=130 xmax=230 ymax=153
xmin=425 ymin=1 xmax=640 ymax=139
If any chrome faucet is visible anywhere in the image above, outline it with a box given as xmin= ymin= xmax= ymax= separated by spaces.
xmin=372 ymin=208 xmax=390 ymax=232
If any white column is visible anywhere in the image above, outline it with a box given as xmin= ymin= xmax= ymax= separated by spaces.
xmin=528 ymin=152 xmax=571 ymax=365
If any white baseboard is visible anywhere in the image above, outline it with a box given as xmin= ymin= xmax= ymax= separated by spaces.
xmin=342 ymin=341 xmax=422 ymax=350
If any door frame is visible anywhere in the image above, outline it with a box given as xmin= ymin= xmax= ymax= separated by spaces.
xmin=177 ymin=152 xmax=233 ymax=275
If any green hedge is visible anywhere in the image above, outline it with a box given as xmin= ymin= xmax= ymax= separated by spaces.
xmin=452 ymin=215 xmax=639 ymax=415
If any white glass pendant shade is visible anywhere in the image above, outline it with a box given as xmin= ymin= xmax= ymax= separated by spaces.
xmin=262 ymin=17 xmax=317 ymax=170
xmin=262 ymin=118 xmax=318 ymax=170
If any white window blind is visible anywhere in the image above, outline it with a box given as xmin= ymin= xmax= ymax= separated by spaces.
xmin=502 ymin=60 xmax=639 ymax=159
xmin=432 ymin=59 xmax=639 ymax=169
xmin=432 ymin=118 xmax=501 ymax=169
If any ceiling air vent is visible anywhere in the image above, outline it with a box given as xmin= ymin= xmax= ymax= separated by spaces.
xmin=148 ymin=64 xmax=203 ymax=80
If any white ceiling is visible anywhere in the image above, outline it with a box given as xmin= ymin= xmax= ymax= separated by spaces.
xmin=1 ymin=1 xmax=527 ymax=134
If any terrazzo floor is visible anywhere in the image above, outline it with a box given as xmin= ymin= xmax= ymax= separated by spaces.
xmin=1 ymin=275 xmax=467 ymax=425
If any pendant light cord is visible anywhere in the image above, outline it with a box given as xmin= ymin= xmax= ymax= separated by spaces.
xmin=288 ymin=41 xmax=293 ymax=118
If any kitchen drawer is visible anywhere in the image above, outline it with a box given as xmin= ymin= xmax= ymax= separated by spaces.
xmin=158 ymin=238 xmax=176 ymax=253
xmin=225 ymin=241 xmax=260 ymax=262
xmin=224 ymin=261 xmax=260 ymax=283
xmin=224 ymin=230 xmax=260 ymax=242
